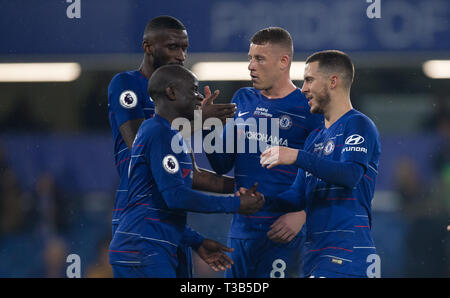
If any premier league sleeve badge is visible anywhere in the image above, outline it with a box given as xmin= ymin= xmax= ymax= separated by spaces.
xmin=162 ymin=155 xmax=179 ymax=174
xmin=119 ymin=90 xmax=138 ymax=109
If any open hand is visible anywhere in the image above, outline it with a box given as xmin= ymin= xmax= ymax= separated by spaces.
xmin=196 ymin=239 xmax=234 ymax=272
xmin=267 ymin=211 xmax=306 ymax=243
xmin=260 ymin=146 xmax=299 ymax=169
xmin=201 ymin=86 xmax=236 ymax=124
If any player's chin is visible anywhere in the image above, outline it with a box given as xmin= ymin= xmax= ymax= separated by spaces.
xmin=251 ymin=79 xmax=263 ymax=90
xmin=308 ymin=101 xmax=319 ymax=114
xmin=168 ymin=61 xmax=184 ymax=66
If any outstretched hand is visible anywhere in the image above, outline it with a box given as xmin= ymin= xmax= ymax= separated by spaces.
xmin=196 ymin=239 xmax=234 ymax=272
xmin=260 ymin=146 xmax=299 ymax=169
xmin=201 ymin=86 xmax=236 ymax=124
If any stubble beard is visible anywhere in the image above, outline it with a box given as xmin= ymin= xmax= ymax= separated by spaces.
xmin=153 ymin=52 xmax=183 ymax=71
xmin=312 ymin=88 xmax=331 ymax=114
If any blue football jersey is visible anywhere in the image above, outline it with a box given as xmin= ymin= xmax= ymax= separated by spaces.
xmin=107 ymin=70 xmax=154 ymax=230
xmin=109 ymin=115 xmax=240 ymax=267
xmin=298 ymin=109 xmax=381 ymax=277
xmin=207 ymin=87 xmax=323 ymax=239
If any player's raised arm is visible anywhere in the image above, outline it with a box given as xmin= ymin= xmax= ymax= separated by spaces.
xmin=203 ymin=88 xmax=244 ymax=176
xmin=261 ymin=145 xmax=365 ymax=189
xmin=200 ymin=85 xmax=237 ymax=124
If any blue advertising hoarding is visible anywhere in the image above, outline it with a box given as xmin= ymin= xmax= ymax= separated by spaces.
xmin=0 ymin=0 xmax=449 ymax=55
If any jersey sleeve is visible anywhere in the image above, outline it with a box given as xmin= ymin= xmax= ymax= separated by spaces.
xmin=181 ymin=226 xmax=205 ymax=250
xmin=294 ymin=150 xmax=365 ymax=188
xmin=205 ymin=90 xmax=241 ymax=175
xmin=340 ymin=115 xmax=380 ymax=171
xmin=147 ymin=129 xmax=241 ymax=213
xmin=108 ymin=73 xmax=146 ymax=128
xmin=292 ymin=118 xmax=367 ymax=188
xmin=205 ymin=120 xmax=237 ymax=175
xmin=263 ymin=168 xmax=307 ymax=212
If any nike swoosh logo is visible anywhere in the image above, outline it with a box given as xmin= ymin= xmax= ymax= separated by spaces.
xmin=238 ymin=111 xmax=249 ymax=117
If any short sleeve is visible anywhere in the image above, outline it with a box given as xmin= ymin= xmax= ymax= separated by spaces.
xmin=108 ymin=73 xmax=146 ymax=128
xmin=147 ymin=129 xmax=189 ymax=192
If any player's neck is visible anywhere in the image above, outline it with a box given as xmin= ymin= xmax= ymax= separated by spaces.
xmin=324 ymin=96 xmax=353 ymax=128
xmin=155 ymin=106 xmax=188 ymax=129
xmin=261 ymin=78 xmax=296 ymax=99
xmin=138 ymin=56 xmax=155 ymax=79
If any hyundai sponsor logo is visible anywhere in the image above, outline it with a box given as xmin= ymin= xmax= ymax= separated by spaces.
xmin=342 ymin=146 xmax=368 ymax=154
xmin=345 ymin=134 xmax=365 ymax=145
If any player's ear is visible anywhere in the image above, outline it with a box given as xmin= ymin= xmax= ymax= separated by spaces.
xmin=142 ymin=40 xmax=154 ymax=55
xmin=280 ymin=54 xmax=290 ymax=71
xmin=165 ymin=86 xmax=177 ymax=101
xmin=329 ymin=75 xmax=338 ymax=89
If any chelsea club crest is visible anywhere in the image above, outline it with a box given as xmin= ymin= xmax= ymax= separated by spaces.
xmin=323 ymin=140 xmax=335 ymax=155
xmin=279 ymin=115 xmax=292 ymax=130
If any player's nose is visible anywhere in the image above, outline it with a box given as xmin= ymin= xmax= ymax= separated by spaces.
xmin=248 ymin=59 xmax=256 ymax=71
xmin=175 ymin=49 xmax=186 ymax=64
xmin=301 ymin=83 xmax=308 ymax=94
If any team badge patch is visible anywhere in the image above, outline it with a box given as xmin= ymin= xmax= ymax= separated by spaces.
xmin=323 ymin=140 xmax=335 ymax=155
xmin=162 ymin=155 xmax=179 ymax=174
xmin=119 ymin=90 xmax=138 ymax=109
xmin=279 ymin=115 xmax=292 ymax=130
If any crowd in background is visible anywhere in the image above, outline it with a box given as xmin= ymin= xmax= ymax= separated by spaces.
xmin=0 ymin=86 xmax=448 ymax=278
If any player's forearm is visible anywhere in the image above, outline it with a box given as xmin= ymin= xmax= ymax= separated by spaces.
xmin=263 ymin=188 xmax=305 ymax=213
xmin=119 ymin=118 xmax=144 ymax=150
xmin=162 ymin=185 xmax=240 ymax=213
xmin=192 ymin=168 xmax=234 ymax=194
xmin=204 ymin=123 xmax=236 ymax=175
xmin=181 ymin=226 xmax=205 ymax=251
xmin=205 ymin=152 xmax=235 ymax=175
xmin=294 ymin=150 xmax=364 ymax=188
